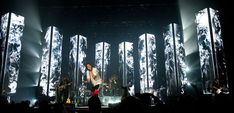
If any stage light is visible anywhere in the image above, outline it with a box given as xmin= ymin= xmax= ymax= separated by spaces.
xmin=182 ymin=78 xmax=190 ymax=86
xmin=23 ymin=0 xmax=42 ymax=33
xmin=24 ymin=42 xmax=40 ymax=58
xmin=40 ymin=29 xmax=43 ymax=32
xmin=30 ymin=99 xmax=37 ymax=107
xmin=178 ymin=0 xmax=205 ymax=56
xmin=185 ymin=67 xmax=190 ymax=72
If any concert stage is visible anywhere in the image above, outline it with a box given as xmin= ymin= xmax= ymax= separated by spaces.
xmin=72 ymin=105 xmax=110 ymax=113
xmin=76 ymin=96 xmax=121 ymax=106
xmin=64 ymin=96 xmax=121 ymax=113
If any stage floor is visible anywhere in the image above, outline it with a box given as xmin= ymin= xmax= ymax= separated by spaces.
xmin=75 ymin=96 xmax=121 ymax=106
xmin=76 ymin=105 xmax=109 ymax=109
xmin=65 ymin=104 xmax=112 ymax=113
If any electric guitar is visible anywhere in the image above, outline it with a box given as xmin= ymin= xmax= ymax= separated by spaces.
xmin=213 ymin=87 xmax=223 ymax=94
xmin=58 ymin=82 xmax=72 ymax=91
xmin=66 ymin=97 xmax=71 ymax=104
xmin=214 ymin=87 xmax=229 ymax=94
xmin=215 ymin=88 xmax=221 ymax=94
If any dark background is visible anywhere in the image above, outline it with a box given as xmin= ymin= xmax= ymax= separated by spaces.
xmin=0 ymin=0 xmax=233 ymax=102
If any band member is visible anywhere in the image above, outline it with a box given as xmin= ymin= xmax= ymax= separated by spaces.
xmin=57 ymin=75 xmax=71 ymax=103
xmin=86 ymin=63 xmax=102 ymax=96
xmin=108 ymin=76 xmax=118 ymax=96
xmin=212 ymin=78 xmax=223 ymax=95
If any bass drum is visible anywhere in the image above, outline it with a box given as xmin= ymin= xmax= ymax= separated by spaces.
xmin=101 ymin=84 xmax=111 ymax=96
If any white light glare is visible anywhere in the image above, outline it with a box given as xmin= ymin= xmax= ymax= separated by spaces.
xmin=182 ymin=78 xmax=190 ymax=86
xmin=185 ymin=67 xmax=190 ymax=72
xmin=30 ymin=99 xmax=37 ymax=107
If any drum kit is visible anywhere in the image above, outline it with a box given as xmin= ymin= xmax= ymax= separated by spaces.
xmin=102 ymin=77 xmax=119 ymax=96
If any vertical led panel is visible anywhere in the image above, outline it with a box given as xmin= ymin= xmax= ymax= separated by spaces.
xmin=69 ymin=35 xmax=87 ymax=98
xmin=174 ymin=24 xmax=187 ymax=94
xmin=195 ymin=8 xmax=228 ymax=93
xmin=39 ymin=27 xmax=51 ymax=96
xmin=39 ymin=26 xmax=63 ymax=97
xmin=119 ymin=42 xmax=134 ymax=95
xmin=95 ymin=42 xmax=111 ymax=83
xmin=0 ymin=13 xmax=24 ymax=94
xmin=69 ymin=35 xmax=78 ymax=91
xmin=138 ymin=33 xmax=157 ymax=94
xmin=163 ymin=23 xmax=186 ymax=96
xmin=209 ymin=8 xmax=228 ymax=88
xmin=164 ymin=26 xmax=176 ymax=96
xmin=195 ymin=8 xmax=215 ymax=94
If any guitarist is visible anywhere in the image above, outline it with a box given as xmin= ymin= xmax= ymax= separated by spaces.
xmin=212 ymin=78 xmax=223 ymax=95
xmin=58 ymin=75 xmax=72 ymax=103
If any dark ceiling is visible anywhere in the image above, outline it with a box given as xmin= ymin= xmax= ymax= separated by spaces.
xmin=0 ymin=0 xmax=230 ymax=43
xmin=37 ymin=0 xmax=180 ymax=38
xmin=37 ymin=0 xmax=177 ymax=7
xmin=0 ymin=0 xmax=230 ymax=41
xmin=0 ymin=0 xmax=179 ymax=28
